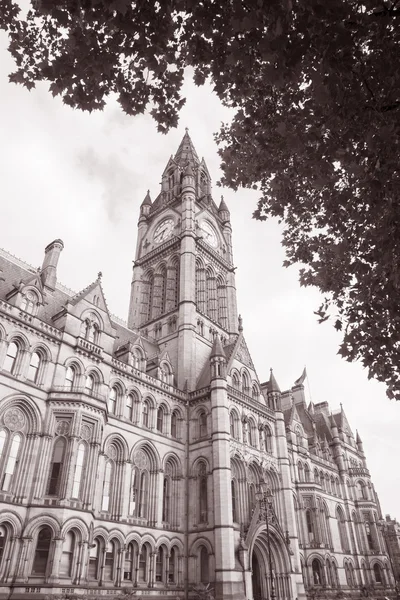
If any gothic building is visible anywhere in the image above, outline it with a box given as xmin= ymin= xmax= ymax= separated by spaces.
xmin=0 ymin=131 xmax=394 ymax=600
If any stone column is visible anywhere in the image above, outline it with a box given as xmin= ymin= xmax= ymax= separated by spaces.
xmin=49 ymin=537 xmax=63 ymax=583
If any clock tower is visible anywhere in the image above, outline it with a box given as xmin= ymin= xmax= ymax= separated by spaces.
xmin=127 ymin=129 xmax=238 ymax=390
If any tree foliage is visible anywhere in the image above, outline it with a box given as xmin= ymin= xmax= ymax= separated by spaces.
xmin=1 ymin=0 xmax=400 ymax=397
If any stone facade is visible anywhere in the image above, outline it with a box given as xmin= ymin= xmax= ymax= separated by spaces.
xmin=0 ymin=132 xmax=395 ymax=600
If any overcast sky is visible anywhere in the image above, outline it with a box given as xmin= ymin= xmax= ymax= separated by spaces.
xmin=0 ymin=33 xmax=398 ymax=518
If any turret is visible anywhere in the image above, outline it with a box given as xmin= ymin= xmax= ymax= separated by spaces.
xmin=140 ymin=189 xmax=152 ymax=218
xmin=40 ymin=239 xmax=64 ymax=291
xmin=181 ymin=161 xmax=195 ymax=192
xmin=330 ymin=414 xmax=346 ymax=473
xmin=210 ymin=334 xmax=226 ymax=380
xmin=219 ymin=196 xmax=230 ymax=223
xmin=267 ymin=368 xmax=281 ymax=411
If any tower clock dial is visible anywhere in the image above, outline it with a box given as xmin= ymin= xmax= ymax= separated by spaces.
xmin=199 ymin=220 xmax=218 ymax=248
xmin=153 ymin=218 xmax=175 ymax=244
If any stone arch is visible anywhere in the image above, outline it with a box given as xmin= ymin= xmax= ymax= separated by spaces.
xmin=64 ymin=356 xmax=85 ymax=374
xmin=0 ymin=394 xmax=41 ymax=432
xmin=103 ymin=433 xmax=129 ymax=462
xmin=125 ymin=531 xmax=142 ymax=547
xmin=163 ymin=452 xmax=182 ymax=476
xmin=0 ymin=510 xmax=23 ymax=537
xmin=84 ymin=365 xmax=104 ymax=384
xmin=91 ymin=526 xmax=109 ymax=544
xmin=79 ymin=309 xmax=104 ymax=331
xmin=61 ymin=518 xmax=89 ymax=542
xmin=6 ymin=330 xmax=30 ymax=349
xmin=191 ymin=456 xmax=210 ymax=476
xmin=23 ymin=514 xmax=61 ymax=538
xmin=139 ymin=533 xmax=157 ymax=552
xmin=189 ymin=536 xmax=214 ymax=556
xmin=29 ymin=341 xmax=53 ymax=362
xmin=131 ymin=440 xmax=161 ymax=472
xmin=107 ymin=529 xmax=125 ymax=547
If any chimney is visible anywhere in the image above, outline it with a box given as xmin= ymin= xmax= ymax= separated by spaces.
xmin=40 ymin=239 xmax=64 ymax=290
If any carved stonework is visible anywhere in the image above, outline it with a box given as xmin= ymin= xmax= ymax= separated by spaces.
xmin=235 ymin=338 xmax=255 ymax=369
xmin=133 ymin=449 xmax=148 ymax=469
xmin=107 ymin=443 xmax=117 ymax=460
xmin=4 ymin=408 xmax=25 ymax=431
xmin=55 ymin=420 xmax=70 ymax=436
xmin=80 ymin=424 xmax=92 ymax=441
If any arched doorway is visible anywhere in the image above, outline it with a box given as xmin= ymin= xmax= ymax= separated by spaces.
xmin=252 ymin=552 xmax=262 ymax=600
xmin=250 ymin=528 xmax=292 ymax=600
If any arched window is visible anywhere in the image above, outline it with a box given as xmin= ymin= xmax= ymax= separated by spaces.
xmin=314 ymin=469 xmax=320 ymax=485
xmin=92 ymin=323 xmax=100 ymax=344
xmin=85 ymin=373 xmax=95 ymax=393
xmin=2 ymin=433 xmax=22 ymax=491
xmin=142 ymin=400 xmax=150 ymax=428
xmin=104 ymin=541 xmax=116 ymax=581
xmin=126 ymin=394 xmax=134 ymax=420
xmin=248 ymin=483 xmax=256 ymax=516
xmin=28 ymin=351 xmax=41 ymax=383
xmin=88 ymin=538 xmax=100 ymax=579
xmin=357 ymin=480 xmax=367 ymax=499
xmin=138 ymin=544 xmax=148 ymax=583
xmin=124 ymin=541 xmax=137 ymax=581
xmin=231 ymin=479 xmax=238 ymax=522
xmin=171 ymin=410 xmax=179 ymax=438
xmin=108 ymin=387 xmax=117 ymax=415
xmin=242 ymin=371 xmax=250 ymax=394
xmin=312 ymin=558 xmax=323 ymax=585
xmin=217 ymin=278 xmax=228 ymax=328
xmin=65 ymin=365 xmax=76 ymax=390
xmin=320 ymin=471 xmax=325 ymax=491
xmin=336 ymin=478 xmax=341 ymax=497
xmin=3 ymin=341 xmax=19 ymax=374
xmin=232 ymin=372 xmax=240 ymax=389
xmin=195 ymin=262 xmax=206 ymax=314
xmin=374 ymin=563 xmax=383 ymax=583
xmin=252 ymin=385 xmax=259 ymax=400
xmin=21 ymin=291 xmax=37 ymax=314
xmin=199 ymin=462 xmax=208 ymax=523
xmin=249 ymin=421 xmax=257 ymax=447
xmin=304 ymin=464 xmax=310 ymax=482
xmin=206 ymin=270 xmax=217 ymax=321
xmin=365 ymin=520 xmax=375 ymax=550
xmin=337 ymin=507 xmax=349 ymax=552
xmin=156 ymin=546 xmax=165 ymax=582
xmin=298 ymin=462 xmax=304 ymax=482
xmin=60 ymin=530 xmax=75 ymax=578
xmin=102 ymin=461 xmax=113 ymax=511
xmin=230 ymin=412 xmax=235 ymax=438
xmin=162 ymin=476 xmax=170 ymax=522
xmin=0 ymin=525 xmax=7 ymax=574
xmin=72 ymin=442 xmax=86 ymax=499
xmin=47 ymin=437 xmax=66 ymax=496
xmin=199 ymin=411 xmax=207 ymax=438
xmin=326 ymin=559 xmax=333 ymax=587
xmin=264 ymin=427 xmax=272 ymax=453
xmin=169 ymin=547 xmax=177 ymax=583
xmin=138 ymin=471 xmax=148 ymax=518
xmin=32 ymin=527 xmax=52 ymax=576
xmin=306 ymin=509 xmax=315 ymax=543
xmin=200 ymin=546 xmax=209 ymax=583
xmin=157 ymin=407 xmax=164 ymax=433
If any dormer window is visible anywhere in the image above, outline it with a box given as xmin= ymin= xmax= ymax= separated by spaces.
xmin=21 ymin=290 xmax=38 ymax=315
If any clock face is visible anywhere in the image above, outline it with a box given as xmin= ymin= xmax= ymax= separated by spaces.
xmin=153 ymin=218 xmax=175 ymax=244
xmin=200 ymin=220 xmax=218 ymax=248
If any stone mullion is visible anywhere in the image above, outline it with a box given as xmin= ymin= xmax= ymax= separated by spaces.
xmin=165 ymin=267 xmax=177 ymax=312
xmin=196 ymin=268 xmax=206 ymax=312
xmin=217 ymin=283 xmax=228 ymax=328
xmin=121 ymin=461 xmax=131 ymax=519
xmin=116 ymin=548 xmax=125 ymax=586
xmin=95 ymin=453 xmax=106 ymax=513
xmin=62 ymin=436 xmax=79 ymax=500
xmin=73 ymin=541 xmax=85 ymax=584
xmin=149 ymin=551 xmax=156 ymax=588
xmin=32 ymin=434 xmax=52 ymax=499
xmin=114 ymin=461 xmax=126 ymax=519
xmin=133 ymin=548 xmax=140 ymax=587
xmin=2 ymin=535 xmax=18 ymax=581
xmin=152 ymin=274 xmax=164 ymax=318
xmin=15 ymin=536 xmax=32 ymax=581
xmin=14 ymin=433 xmax=39 ymax=501
xmin=207 ymin=276 xmax=217 ymax=321
xmin=48 ymin=537 xmax=63 ymax=583
xmin=83 ymin=442 xmax=100 ymax=509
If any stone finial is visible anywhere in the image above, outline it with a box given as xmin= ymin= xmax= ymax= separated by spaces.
xmin=238 ymin=314 xmax=243 ymax=332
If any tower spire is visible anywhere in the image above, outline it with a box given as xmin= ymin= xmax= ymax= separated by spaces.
xmin=174 ymin=129 xmax=200 ymax=167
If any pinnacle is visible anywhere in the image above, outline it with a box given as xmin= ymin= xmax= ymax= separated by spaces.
xmin=174 ymin=129 xmax=200 ymax=167
xmin=141 ymin=189 xmax=152 ymax=206
xmin=269 ymin=368 xmax=281 ymax=393
xmin=211 ymin=334 xmax=225 ymax=359
xmin=219 ymin=195 xmax=229 ymax=212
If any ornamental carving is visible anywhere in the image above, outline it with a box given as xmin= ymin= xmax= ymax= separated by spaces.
xmin=235 ymin=338 xmax=255 ymax=369
xmin=4 ymin=408 xmax=25 ymax=431
xmin=80 ymin=424 xmax=92 ymax=440
xmin=55 ymin=420 xmax=70 ymax=436
xmin=107 ymin=443 xmax=117 ymax=460
xmin=133 ymin=449 xmax=149 ymax=470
